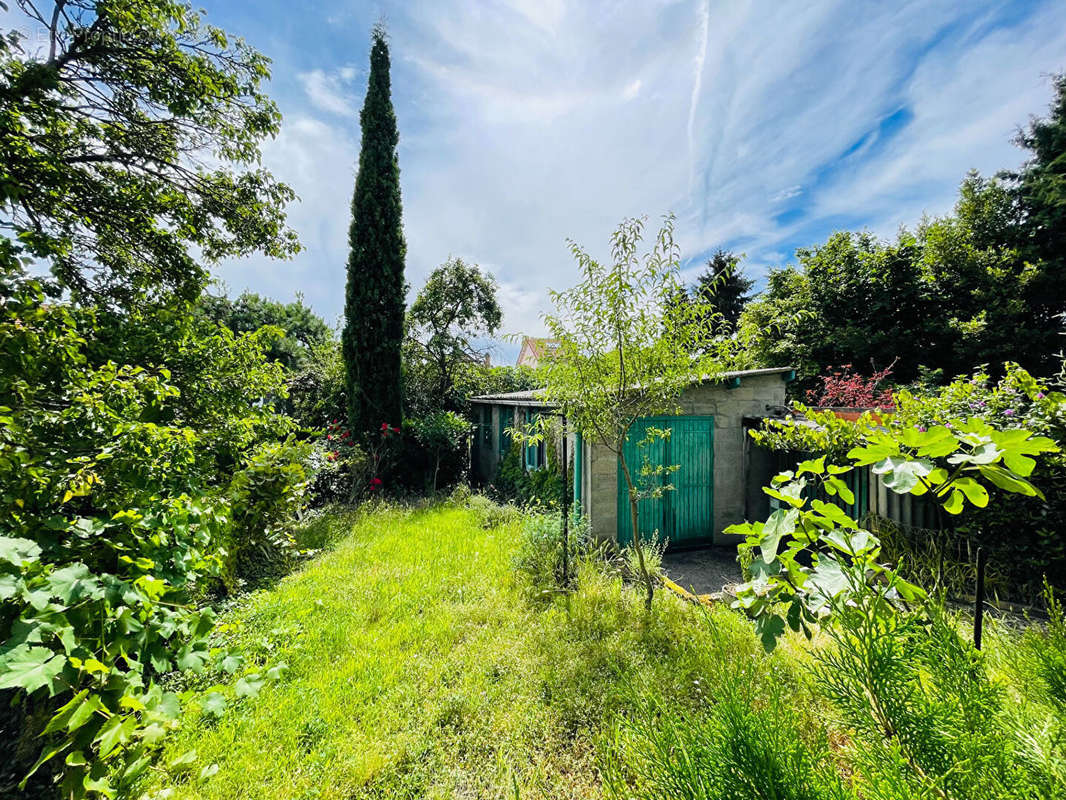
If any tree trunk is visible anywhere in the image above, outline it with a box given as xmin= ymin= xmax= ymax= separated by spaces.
xmin=618 ymin=453 xmax=654 ymax=610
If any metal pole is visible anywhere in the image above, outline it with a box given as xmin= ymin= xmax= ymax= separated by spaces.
xmin=561 ymin=415 xmax=569 ymax=588
xmin=974 ymin=546 xmax=986 ymax=650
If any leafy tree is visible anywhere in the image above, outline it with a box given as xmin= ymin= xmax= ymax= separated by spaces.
xmin=406 ymin=257 xmax=502 ymax=412
xmin=405 ymin=411 xmax=472 ymax=491
xmin=689 ymin=249 xmax=754 ymax=331
xmin=539 ymin=215 xmax=727 ymax=609
xmin=199 ymin=291 xmax=332 ymax=371
xmin=0 ymin=2 xmax=307 ymax=794
xmin=1007 ymin=72 xmax=1066 ymax=349
xmin=739 ymin=79 xmax=1066 ymax=386
xmin=0 ymin=269 xmax=307 ymax=798
xmin=0 ymin=0 xmax=298 ymax=309
xmin=342 ymin=24 xmax=406 ymax=438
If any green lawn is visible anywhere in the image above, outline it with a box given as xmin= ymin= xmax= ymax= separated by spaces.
xmin=140 ymin=503 xmax=784 ymax=799
xmin=138 ymin=502 xmax=1065 ymax=800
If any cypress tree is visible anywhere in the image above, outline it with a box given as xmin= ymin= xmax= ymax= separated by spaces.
xmin=342 ymin=24 xmax=406 ymax=438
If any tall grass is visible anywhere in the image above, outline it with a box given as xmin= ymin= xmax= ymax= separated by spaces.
xmin=139 ymin=500 xmax=1066 ymax=799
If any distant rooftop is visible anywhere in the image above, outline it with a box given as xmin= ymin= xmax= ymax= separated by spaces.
xmin=516 ymin=336 xmax=560 ymax=368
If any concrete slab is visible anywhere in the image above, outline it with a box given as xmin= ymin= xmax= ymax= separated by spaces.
xmin=661 ymin=547 xmax=743 ymax=596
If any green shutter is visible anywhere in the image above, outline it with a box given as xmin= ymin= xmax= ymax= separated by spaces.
xmin=498 ymin=407 xmax=514 ymax=456
xmin=482 ymin=407 xmax=492 ymax=445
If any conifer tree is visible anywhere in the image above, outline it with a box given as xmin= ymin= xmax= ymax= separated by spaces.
xmin=343 ymin=24 xmax=406 ymax=437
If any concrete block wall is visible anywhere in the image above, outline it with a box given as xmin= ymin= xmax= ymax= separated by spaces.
xmin=583 ymin=374 xmax=788 ymax=544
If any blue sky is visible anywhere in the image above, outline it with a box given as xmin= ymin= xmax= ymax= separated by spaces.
xmin=12 ymin=1 xmax=1066 ymax=363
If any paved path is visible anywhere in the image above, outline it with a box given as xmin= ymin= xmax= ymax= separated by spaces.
xmin=661 ymin=547 xmax=743 ymax=597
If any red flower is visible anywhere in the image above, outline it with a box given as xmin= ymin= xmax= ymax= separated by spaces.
xmin=369 ymin=477 xmax=383 ymax=492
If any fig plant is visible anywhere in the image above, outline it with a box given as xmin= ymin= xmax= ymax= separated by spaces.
xmin=730 ymin=420 xmax=1058 ymax=650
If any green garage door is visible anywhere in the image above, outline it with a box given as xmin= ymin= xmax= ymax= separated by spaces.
xmin=617 ymin=416 xmax=714 ymax=546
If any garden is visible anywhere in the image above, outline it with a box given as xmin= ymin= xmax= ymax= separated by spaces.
xmin=2 ymin=2 xmax=1066 ymax=799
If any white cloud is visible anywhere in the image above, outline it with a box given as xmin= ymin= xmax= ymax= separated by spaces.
xmin=211 ymin=0 xmax=1066 ymax=367
xmin=297 ymin=67 xmax=358 ymax=116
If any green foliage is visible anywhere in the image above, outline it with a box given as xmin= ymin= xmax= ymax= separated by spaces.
xmin=731 ymin=420 xmax=1057 ymax=651
xmin=818 ymin=601 xmax=1066 ymax=798
xmin=751 ymin=363 xmax=1066 ymax=602
xmin=286 ymin=337 xmax=347 ymax=430
xmin=738 ymin=120 xmax=1066 ymax=386
xmin=224 ymin=439 xmax=312 ymax=588
xmin=751 ymin=404 xmax=879 ymax=461
xmin=685 ymin=249 xmax=755 ymax=333
xmin=0 ymin=0 xmax=298 ymax=309
xmin=603 ymin=683 xmax=853 ymax=800
xmin=198 ymin=291 xmax=332 ymax=372
xmin=512 ymin=513 xmax=593 ymax=603
xmin=540 ymin=214 xmax=732 ymax=607
xmin=1035 ymin=580 xmax=1066 ymax=712
xmin=403 ymin=410 xmax=472 ymax=491
xmin=342 ymin=24 xmax=406 ymax=439
xmin=1006 ymin=73 xmax=1066 ymax=345
xmin=406 ymin=257 xmax=502 ymax=414
xmin=0 ymin=269 xmax=311 ymax=797
xmin=493 ymin=438 xmax=565 ymax=509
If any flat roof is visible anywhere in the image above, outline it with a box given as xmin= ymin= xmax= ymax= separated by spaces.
xmin=470 ymin=367 xmax=796 ymax=406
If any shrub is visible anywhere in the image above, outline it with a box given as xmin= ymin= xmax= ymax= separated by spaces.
xmin=751 ymin=361 xmax=1066 ymax=603
xmin=513 ymin=513 xmax=592 ymax=602
xmin=494 ymin=439 xmax=567 ymax=508
xmin=464 ymin=494 xmax=521 ymax=530
xmin=305 ymin=421 xmax=369 ymax=505
xmin=403 ymin=411 xmax=472 ymax=492
xmin=818 ymin=600 xmax=1065 ymax=799
xmin=225 ymin=439 xmax=312 ymax=588
xmin=0 ymin=272 xmax=310 ymax=796
xmin=806 ymin=360 xmax=897 ymax=409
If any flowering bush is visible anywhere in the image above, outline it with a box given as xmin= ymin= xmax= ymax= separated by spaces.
xmin=806 ymin=361 xmax=896 ymax=409
xmin=306 ymin=420 xmax=369 ymax=503
xmin=752 ymin=361 xmax=1066 ymax=603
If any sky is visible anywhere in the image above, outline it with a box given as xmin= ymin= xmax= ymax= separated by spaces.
xmin=15 ymin=1 xmax=1066 ymax=363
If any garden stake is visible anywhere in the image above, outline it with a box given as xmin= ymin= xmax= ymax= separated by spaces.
xmin=974 ymin=546 xmax=987 ymax=650
xmin=561 ymin=415 xmax=569 ymax=588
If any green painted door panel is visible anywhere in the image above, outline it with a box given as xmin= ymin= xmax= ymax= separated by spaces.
xmin=616 ymin=416 xmax=714 ymax=547
xmin=670 ymin=416 xmax=715 ymax=542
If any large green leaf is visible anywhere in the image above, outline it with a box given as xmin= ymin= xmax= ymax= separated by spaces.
xmin=953 ymin=476 xmax=989 ymax=508
xmin=0 ymin=645 xmax=67 ymax=694
xmin=873 ymin=456 xmax=934 ymax=494
xmin=806 ymin=557 xmax=849 ymax=610
xmin=47 ymin=563 xmax=104 ymax=605
xmin=759 ymin=508 xmax=798 ymax=564
xmin=0 ymin=536 xmax=41 ymax=566
xmin=977 ymin=464 xmax=1041 ymax=498
xmin=822 ymin=528 xmax=875 ymax=556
